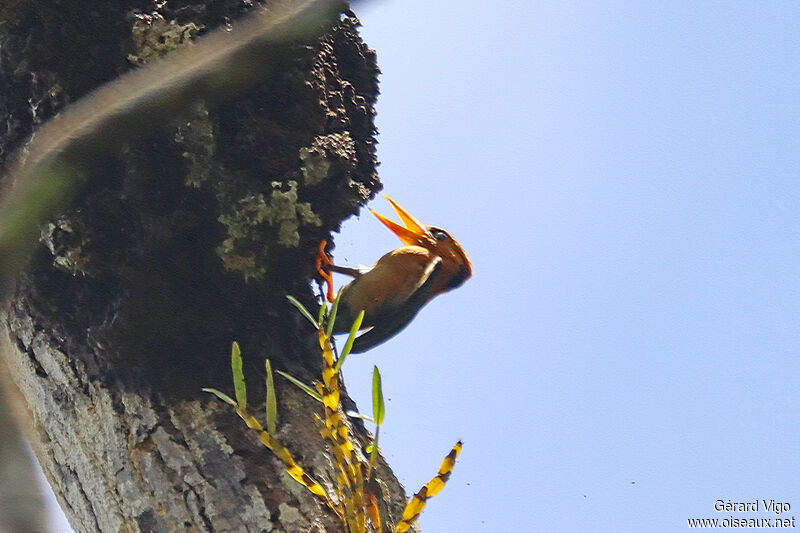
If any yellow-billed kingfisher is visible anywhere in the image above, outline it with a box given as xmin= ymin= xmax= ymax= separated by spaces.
xmin=316 ymin=195 xmax=472 ymax=353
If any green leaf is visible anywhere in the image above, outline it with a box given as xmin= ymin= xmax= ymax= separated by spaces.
xmin=365 ymin=443 xmax=375 ymax=454
xmin=372 ymin=365 xmax=385 ymax=426
xmin=368 ymin=426 xmax=380 ymax=474
xmin=202 ymin=388 xmax=237 ymax=406
xmin=276 ymin=370 xmax=322 ymax=402
xmin=325 ymin=286 xmax=344 ymax=338
xmin=265 ymin=359 xmax=277 ymax=435
xmin=345 ymin=410 xmax=375 ymax=424
xmin=231 ymin=341 xmax=246 ymax=409
xmin=317 ymin=297 xmax=327 ymax=325
xmin=286 ymin=295 xmax=318 ymax=329
xmin=370 ymin=438 xmax=379 ymax=464
xmin=335 ymin=309 xmax=364 ymax=372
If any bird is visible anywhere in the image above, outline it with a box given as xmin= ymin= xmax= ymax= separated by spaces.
xmin=316 ymin=195 xmax=472 ymax=353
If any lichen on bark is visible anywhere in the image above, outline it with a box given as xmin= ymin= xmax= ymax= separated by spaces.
xmin=217 ymin=180 xmax=323 ymax=280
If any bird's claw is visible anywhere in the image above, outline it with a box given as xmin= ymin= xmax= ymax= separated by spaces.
xmin=315 ymin=240 xmax=335 ymax=303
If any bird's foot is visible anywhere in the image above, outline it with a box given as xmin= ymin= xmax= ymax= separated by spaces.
xmin=315 ymin=240 xmax=335 ymax=303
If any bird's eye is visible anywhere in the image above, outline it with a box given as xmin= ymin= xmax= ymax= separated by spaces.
xmin=430 ymin=228 xmax=450 ymax=241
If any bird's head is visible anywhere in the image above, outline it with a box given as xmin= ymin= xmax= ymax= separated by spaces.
xmin=370 ymin=195 xmax=472 ymax=293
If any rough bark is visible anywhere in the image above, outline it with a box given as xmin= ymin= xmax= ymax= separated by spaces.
xmin=0 ymin=384 xmax=47 ymax=533
xmin=0 ymin=1 xmax=415 ymax=532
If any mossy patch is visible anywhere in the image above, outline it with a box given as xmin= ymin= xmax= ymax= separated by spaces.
xmin=298 ymin=132 xmax=356 ymax=186
xmin=216 ymin=181 xmax=321 ymax=280
xmin=39 ymin=218 xmax=91 ymax=275
xmin=175 ymin=103 xmax=216 ymax=188
xmin=128 ymin=12 xmax=200 ymax=66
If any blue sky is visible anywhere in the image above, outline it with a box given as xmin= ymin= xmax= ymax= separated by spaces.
xmin=46 ymin=2 xmax=800 ymax=532
xmin=338 ymin=1 xmax=800 ymax=532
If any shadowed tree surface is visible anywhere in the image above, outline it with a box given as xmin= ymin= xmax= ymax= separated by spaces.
xmin=0 ymin=384 xmax=47 ymax=533
xmin=0 ymin=1 xmax=416 ymax=531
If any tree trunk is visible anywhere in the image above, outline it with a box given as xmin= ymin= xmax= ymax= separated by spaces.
xmin=0 ymin=1 xmax=414 ymax=531
xmin=0 ymin=383 xmax=47 ymax=533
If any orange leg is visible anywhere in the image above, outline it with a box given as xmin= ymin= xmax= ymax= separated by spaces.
xmin=315 ymin=240 xmax=335 ymax=303
xmin=367 ymin=493 xmax=382 ymax=533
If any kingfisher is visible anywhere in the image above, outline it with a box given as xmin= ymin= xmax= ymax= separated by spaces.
xmin=316 ymin=195 xmax=472 ymax=353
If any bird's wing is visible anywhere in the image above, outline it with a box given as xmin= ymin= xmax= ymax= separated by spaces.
xmin=349 ymin=258 xmax=443 ymax=354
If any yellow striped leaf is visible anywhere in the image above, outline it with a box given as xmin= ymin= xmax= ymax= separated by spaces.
xmin=393 ymin=441 xmax=463 ymax=533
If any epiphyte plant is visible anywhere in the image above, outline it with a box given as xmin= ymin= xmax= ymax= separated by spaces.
xmin=204 ymin=295 xmax=461 ymax=532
